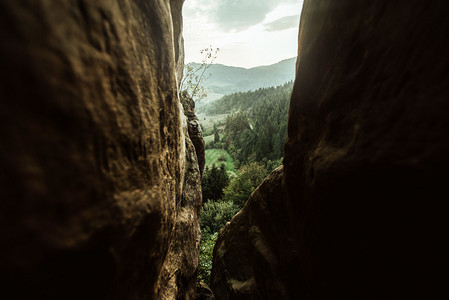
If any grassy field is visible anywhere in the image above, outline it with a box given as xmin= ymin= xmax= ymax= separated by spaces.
xmin=204 ymin=134 xmax=214 ymax=143
xmin=205 ymin=149 xmax=236 ymax=175
xmin=203 ymin=133 xmax=224 ymax=145
xmin=197 ymin=112 xmax=229 ymax=132
xmin=195 ymin=92 xmax=225 ymax=110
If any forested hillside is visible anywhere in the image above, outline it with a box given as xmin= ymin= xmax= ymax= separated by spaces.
xmin=198 ymin=81 xmax=293 ymax=283
xmin=204 ymin=81 xmax=293 ymax=115
xmin=204 ymin=81 xmax=293 ymax=168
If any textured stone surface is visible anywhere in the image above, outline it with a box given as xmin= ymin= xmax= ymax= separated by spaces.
xmin=211 ymin=167 xmax=292 ymax=299
xmin=171 ymin=0 xmax=185 ymax=87
xmin=181 ymin=91 xmax=206 ymax=175
xmin=0 ymin=0 xmax=202 ymax=299
xmin=212 ymin=1 xmax=449 ymax=299
xmin=196 ymin=282 xmax=216 ymax=300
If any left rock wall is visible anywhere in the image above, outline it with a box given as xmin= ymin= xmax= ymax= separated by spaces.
xmin=0 ymin=0 xmax=203 ymax=299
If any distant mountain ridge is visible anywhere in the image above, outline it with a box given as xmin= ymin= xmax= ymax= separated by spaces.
xmin=187 ymin=57 xmax=296 ymax=96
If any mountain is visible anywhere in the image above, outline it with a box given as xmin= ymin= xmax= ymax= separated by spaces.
xmin=187 ymin=57 xmax=296 ymax=96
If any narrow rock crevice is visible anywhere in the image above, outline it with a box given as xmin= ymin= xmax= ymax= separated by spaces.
xmin=1 ymin=0 xmax=448 ymax=299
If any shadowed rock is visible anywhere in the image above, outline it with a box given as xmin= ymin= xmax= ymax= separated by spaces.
xmin=0 ymin=0 xmax=202 ymax=299
xmin=211 ymin=1 xmax=449 ymax=299
xmin=196 ymin=282 xmax=216 ymax=300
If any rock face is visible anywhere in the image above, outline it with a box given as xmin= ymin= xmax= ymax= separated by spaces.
xmin=181 ymin=91 xmax=206 ymax=175
xmin=196 ymin=282 xmax=216 ymax=300
xmin=212 ymin=1 xmax=449 ymax=299
xmin=0 ymin=0 xmax=203 ymax=299
xmin=211 ymin=167 xmax=291 ymax=299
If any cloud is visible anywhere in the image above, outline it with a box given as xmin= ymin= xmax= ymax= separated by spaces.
xmin=213 ymin=0 xmax=276 ymax=31
xmin=264 ymin=15 xmax=300 ymax=32
xmin=182 ymin=0 xmax=304 ymax=67
xmin=184 ymin=0 xmax=301 ymax=32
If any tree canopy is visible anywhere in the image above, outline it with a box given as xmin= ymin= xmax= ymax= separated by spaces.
xmin=201 ymin=164 xmax=229 ymax=202
xmin=221 ymin=82 xmax=292 ymax=167
xmin=223 ymin=162 xmax=268 ymax=208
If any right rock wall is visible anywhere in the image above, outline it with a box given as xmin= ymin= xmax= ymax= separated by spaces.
xmin=211 ymin=1 xmax=449 ymax=299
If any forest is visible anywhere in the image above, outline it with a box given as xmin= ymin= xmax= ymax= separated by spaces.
xmin=198 ymin=81 xmax=293 ymax=283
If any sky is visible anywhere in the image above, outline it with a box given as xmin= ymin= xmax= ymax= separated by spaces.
xmin=182 ymin=0 xmax=304 ymax=68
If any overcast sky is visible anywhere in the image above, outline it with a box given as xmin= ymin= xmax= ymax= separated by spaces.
xmin=183 ymin=0 xmax=304 ymax=68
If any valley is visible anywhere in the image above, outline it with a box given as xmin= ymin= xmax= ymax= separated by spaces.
xmin=193 ymin=60 xmax=295 ymax=286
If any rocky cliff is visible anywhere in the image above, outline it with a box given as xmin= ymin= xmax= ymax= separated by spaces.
xmin=0 ymin=0 xmax=203 ymax=299
xmin=212 ymin=1 xmax=449 ymax=299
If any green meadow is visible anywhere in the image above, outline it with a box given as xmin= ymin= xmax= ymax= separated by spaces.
xmin=205 ymin=149 xmax=236 ymax=175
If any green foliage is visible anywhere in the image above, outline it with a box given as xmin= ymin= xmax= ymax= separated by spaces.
xmin=202 ymin=164 xmax=229 ymax=201
xmin=213 ymin=141 xmax=226 ymax=149
xmin=203 ymin=128 xmax=215 ymax=136
xmin=198 ymin=200 xmax=239 ymax=284
xmin=204 ymin=141 xmax=213 ymax=150
xmin=197 ymin=162 xmax=266 ymax=284
xmin=266 ymin=157 xmax=283 ymax=172
xmin=198 ymin=232 xmax=218 ymax=284
xmin=199 ymin=200 xmax=240 ymax=234
xmin=223 ymin=162 xmax=268 ymax=208
xmin=206 ymin=81 xmax=293 ymax=115
xmin=213 ymin=123 xmax=220 ymax=143
xmin=196 ymin=113 xmax=228 ymax=134
xmin=217 ymin=154 xmax=226 ymax=162
xmin=205 ymin=149 xmax=236 ymax=174
xmin=218 ymin=82 xmax=292 ymax=167
xmin=197 ymin=81 xmax=291 ymax=285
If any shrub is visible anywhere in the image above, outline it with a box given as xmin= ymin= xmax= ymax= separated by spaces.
xmin=213 ymin=141 xmax=225 ymax=149
xmin=203 ymin=128 xmax=214 ymax=136
xmin=198 ymin=232 xmax=218 ymax=284
xmin=222 ymin=162 xmax=268 ymax=208
xmin=266 ymin=157 xmax=283 ymax=172
xmin=217 ymin=154 xmax=227 ymax=162
xmin=199 ymin=200 xmax=239 ymax=234
xmin=198 ymin=200 xmax=239 ymax=284
xmin=202 ymin=164 xmax=229 ymax=202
